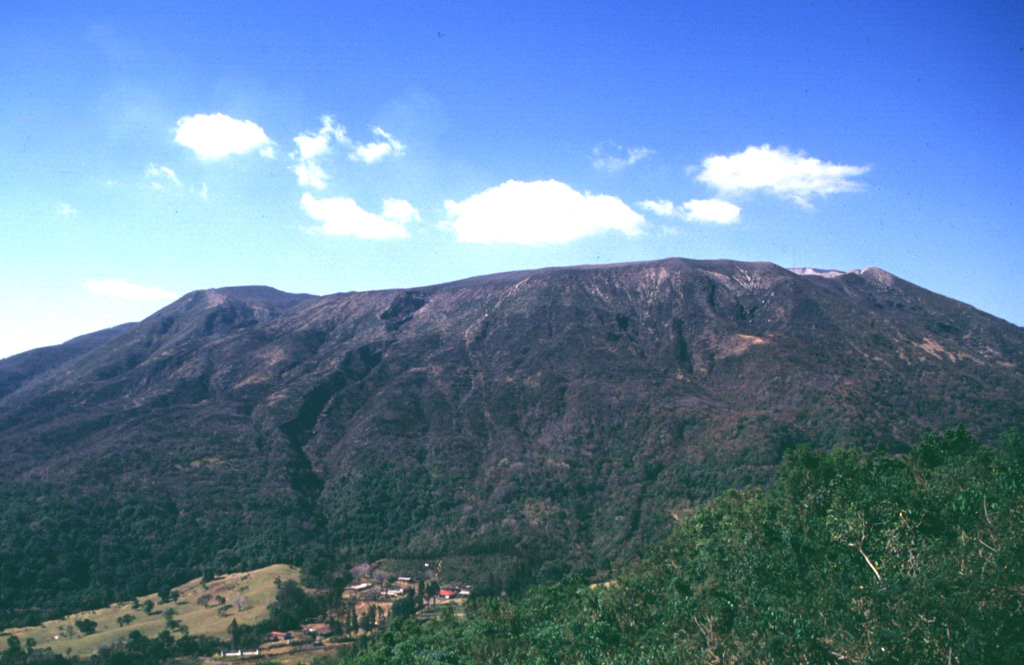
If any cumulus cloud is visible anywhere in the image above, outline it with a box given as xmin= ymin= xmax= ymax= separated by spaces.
xmin=57 ymin=203 xmax=77 ymax=216
xmin=86 ymin=279 xmax=178 ymax=300
xmin=146 ymin=164 xmax=181 ymax=189
xmin=684 ymin=199 xmax=742 ymax=223
xmin=638 ymin=198 xmax=741 ymax=224
xmin=349 ymin=127 xmax=405 ymax=164
xmin=174 ymin=113 xmax=275 ymax=160
xmin=592 ymin=142 xmax=653 ymax=172
xmin=696 ymin=144 xmax=869 ymax=207
xmin=381 ymin=198 xmax=420 ymax=223
xmin=442 ymin=179 xmax=645 ymax=244
xmin=300 ymin=192 xmax=417 ymax=239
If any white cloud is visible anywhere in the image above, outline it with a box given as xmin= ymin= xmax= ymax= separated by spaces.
xmin=290 ymin=116 xmax=350 ymax=188
xmin=381 ymin=198 xmax=421 ymax=223
xmin=592 ymin=142 xmax=653 ymax=172
xmin=294 ymin=161 xmax=329 ymax=189
xmin=300 ymin=192 xmax=415 ymax=239
xmin=174 ymin=113 xmax=275 ymax=160
xmin=57 ymin=203 xmax=77 ymax=216
xmin=696 ymin=144 xmax=869 ymax=207
xmin=442 ymin=179 xmax=645 ymax=244
xmin=639 ymin=198 xmax=741 ymax=224
xmin=290 ymin=118 xmax=406 ymax=187
xmin=349 ymin=127 xmax=405 ymax=164
xmin=146 ymin=164 xmax=181 ymax=189
xmin=637 ymin=199 xmax=676 ymax=217
xmin=86 ymin=279 xmax=178 ymax=300
xmin=683 ymin=199 xmax=741 ymax=223
xmin=294 ymin=116 xmax=347 ymax=159
xmin=294 ymin=132 xmax=332 ymax=161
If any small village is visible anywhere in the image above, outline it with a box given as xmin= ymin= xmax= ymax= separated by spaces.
xmin=211 ymin=562 xmax=473 ymax=663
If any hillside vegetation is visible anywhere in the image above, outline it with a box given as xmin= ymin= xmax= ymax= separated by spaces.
xmin=341 ymin=428 xmax=1024 ymax=664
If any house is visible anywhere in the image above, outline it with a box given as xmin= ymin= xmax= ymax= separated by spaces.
xmin=304 ymin=623 xmax=333 ymax=638
xmin=386 ymin=588 xmax=405 ymax=597
xmin=346 ymin=582 xmax=373 ymax=593
xmin=438 ymin=588 xmax=457 ymax=599
xmin=268 ymin=631 xmax=292 ymax=642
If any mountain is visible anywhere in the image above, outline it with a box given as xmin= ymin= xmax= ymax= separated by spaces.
xmin=1 ymin=258 xmax=1022 ymax=624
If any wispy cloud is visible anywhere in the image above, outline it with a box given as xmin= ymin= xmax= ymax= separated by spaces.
xmin=696 ymin=144 xmax=869 ymax=207
xmin=145 ymin=164 xmax=181 ymax=189
xmin=86 ymin=279 xmax=178 ymax=300
xmin=174 ymin=113 xmax=275 ymax=160
xmin=442 ymin=179 xmax=644 ymax=244
xmin=300 ymin=193 xmax=417 ymax=239
xmin=592 ymin=142 xmax=653 ymax=172
xmin=638 ymin=198 xmax=741 ymax=224
xmin=290 ymin=118 xmax=405 ymax=187
xmin=349 ymin=127 xmax=405 ymax=164
xmin=57 ymin=203 xmax=77 ymax=216
xmin=291 ymin=116 xmax=348 ymax=189
xmin=294 ymin=116 xmax=347 ymax=160
xmin=144 ymin=164 xmax=207 ymax=199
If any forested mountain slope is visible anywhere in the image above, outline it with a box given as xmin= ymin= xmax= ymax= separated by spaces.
xmin=2 ymin=258 xmax=1022 ymax=624
xmin=342 ymin=428 xmax=1024 ymax=664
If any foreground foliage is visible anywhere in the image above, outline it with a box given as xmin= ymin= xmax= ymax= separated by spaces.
xmin=342 ymin=427 xmax=1024 ymax=664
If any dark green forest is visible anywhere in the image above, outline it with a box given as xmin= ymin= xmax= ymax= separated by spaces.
xmin=335 ymin=427 xmax=1024 ymax=664
xmin=3 ymin=427 xmax=1023 ymax=664
xmin=0 ymin=482 xmax=316 ymax=627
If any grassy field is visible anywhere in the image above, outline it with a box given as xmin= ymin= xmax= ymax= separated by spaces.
xmin=3 ymin=564 xmax=300 ymax=658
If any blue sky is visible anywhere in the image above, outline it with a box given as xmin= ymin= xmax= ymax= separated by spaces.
xmin=1 ymin=1 xmax=1021 ymax=358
